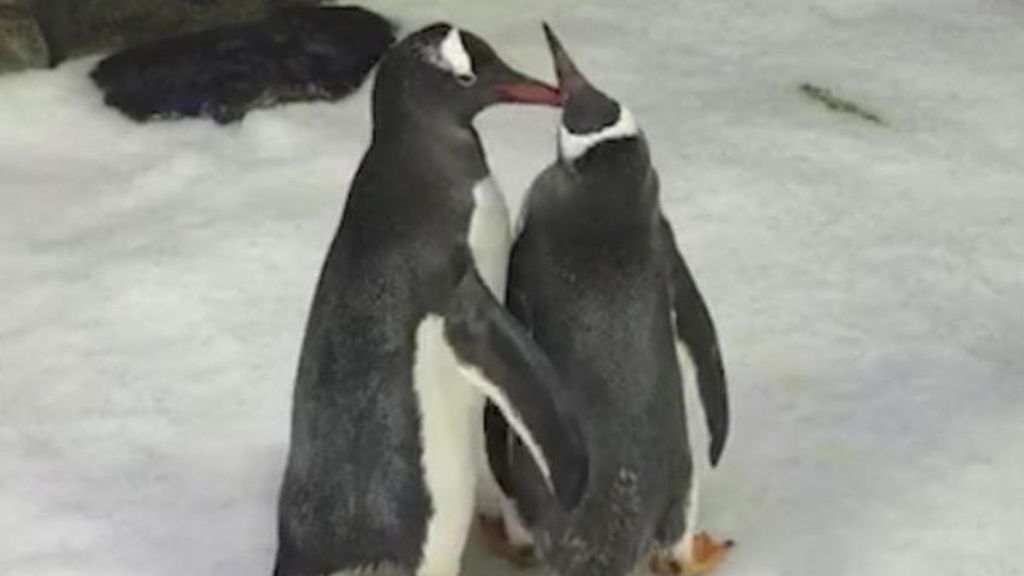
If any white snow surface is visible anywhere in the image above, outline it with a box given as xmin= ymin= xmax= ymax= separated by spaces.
xmin=2 ymin=0 xmax=1023 ymax=574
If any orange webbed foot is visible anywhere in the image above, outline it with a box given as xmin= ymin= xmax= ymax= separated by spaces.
xmin=649 ymin=533 xmax=734 ymax=575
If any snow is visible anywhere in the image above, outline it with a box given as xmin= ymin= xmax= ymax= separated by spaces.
xmin=2 ymin=0 xmax=1023 ymax=574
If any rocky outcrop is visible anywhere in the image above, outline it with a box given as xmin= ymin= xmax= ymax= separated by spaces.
xmin=0 ymin=1 xmax=47 ymax=72
xmin=1 ymin=0 xmax=316 ymax=74
xmin=91 ymin=5 xmax=395 ymax=123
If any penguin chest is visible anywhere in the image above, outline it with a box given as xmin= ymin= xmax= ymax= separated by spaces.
xmin=468 ymin=176 xmax=512 ymax=298
xmin=411 ymin=316 xmax=484 ymax=574
xmin=405 ymin=177 xmax=514 ymax=572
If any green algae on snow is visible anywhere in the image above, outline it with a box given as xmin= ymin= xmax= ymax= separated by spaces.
xmin=799 ymin=83 xmax=886 ymax=126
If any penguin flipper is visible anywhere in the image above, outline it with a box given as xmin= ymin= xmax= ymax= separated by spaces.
xmin=660 ymin=217 xmax=730 ymax=466
xmin=444 ymin=269 xmax=587 ymax=509
xmin=484 ymin=240 xmax=536 ymax=497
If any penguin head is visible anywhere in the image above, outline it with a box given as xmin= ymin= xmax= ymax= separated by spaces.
xmin=374 ymin=23 xmax=561 ymax=126
xmin=542 ymin=24 xmax=645 ymax=166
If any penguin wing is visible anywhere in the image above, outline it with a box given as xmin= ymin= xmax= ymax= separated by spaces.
xmin=444 ymin=268 xmax=587 ymax=509
xmin=660 ymin=216 xmax=730 ymax=466
xmin=483 ymin=237 xmax=538 ymax=498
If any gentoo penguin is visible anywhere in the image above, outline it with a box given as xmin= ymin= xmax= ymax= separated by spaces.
xmin=483 ymin=25 xmax=732 ymax=576
xmin=274 ymin=23 xmax=587 ymax=576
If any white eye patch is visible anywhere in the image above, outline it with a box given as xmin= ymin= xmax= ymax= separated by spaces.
xmin=559 ymin=105 xmax=639 ymax=161
xmin=426 ymin=26 xmax=476 ymax=83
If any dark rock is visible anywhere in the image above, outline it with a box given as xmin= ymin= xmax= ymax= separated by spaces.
xmin=56 ymin=0 xmax=289 ymax=59
xmin=1 ymin=0 xmax=318 ymax=73
xmin=91 ymin=5 xmax=395 ymax=123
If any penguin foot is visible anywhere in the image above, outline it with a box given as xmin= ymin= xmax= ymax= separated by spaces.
xmin=476 ymin=514 xmax=539 ymax=569
xmin=649 ymin=533 xmax=734 ymax=576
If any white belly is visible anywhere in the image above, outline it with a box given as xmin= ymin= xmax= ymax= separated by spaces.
xmin=412 ymin=177 xmax=514 ymax=574
xmin=413 ymin=315 xmax=483 ymax=576
xmin=671 ymin=310 xmax=703 ymax=556
xmin=468 ymin=176 xmax=512 ymax=297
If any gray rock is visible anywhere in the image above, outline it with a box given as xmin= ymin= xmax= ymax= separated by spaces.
xmin=0 ymin=3 xmax=49 ymax=73
xmin=1 ymin=0 xmax=317 ymax=74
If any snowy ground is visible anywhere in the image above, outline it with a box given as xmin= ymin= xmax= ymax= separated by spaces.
xmin=2 ymin=0 xmax=1023 ymax=574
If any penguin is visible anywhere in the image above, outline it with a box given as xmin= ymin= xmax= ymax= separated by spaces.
xmin=274 ymin=23 xmax=588 ymax=576
xmin=483 ymin=24 xmax=732 ymax=576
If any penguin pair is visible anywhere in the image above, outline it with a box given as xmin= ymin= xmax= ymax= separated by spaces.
xmin=275 ymin=20 xmax=732 ymax=576
xmin=274 ymin=23 xmax=587 ymax=576
xmin=481 ymin=26 xmax=733 ymax=576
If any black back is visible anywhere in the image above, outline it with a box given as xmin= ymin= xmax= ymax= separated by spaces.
xmin=502 ymin=137 xmax=692 ymax=576
xmin=486 ymin=25 xmax=730 ymax=576
xmin=275 ymin=138 xmax=485 ymax=576
xmin=274 ymin=71 xmax=488 ymax=576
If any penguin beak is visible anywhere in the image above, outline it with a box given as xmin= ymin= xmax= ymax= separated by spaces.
xmin=542 ymin=23 xmax=587 ymax=99
xmin=493 ymin=67 xmax=562 ymax=107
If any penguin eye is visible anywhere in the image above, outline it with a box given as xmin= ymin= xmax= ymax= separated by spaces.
xmin=456 ymin=73 xmax=477 ymax=87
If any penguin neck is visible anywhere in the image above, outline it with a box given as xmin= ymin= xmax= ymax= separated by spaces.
xmin=371 ymin=98 xmax=486 ymax=175
xmin=563 ymin=139 xmax=658 ymax=221
xmin=538 ymin=168 xmax=657 ymax=243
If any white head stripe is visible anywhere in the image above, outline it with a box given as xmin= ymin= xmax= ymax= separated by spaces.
xmin=559 ymin=106 xmax=639 ymax=161
xmin=438 ymin=26 xmax=474 ymax=77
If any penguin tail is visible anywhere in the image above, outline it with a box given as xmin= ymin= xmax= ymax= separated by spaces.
xmin=90 ymin=5 xmax=396 ymax=123
xmin=500 ymin=442 xmax=641 ymax=576
xmin=539 ymin=478 xmax=643 ymax=576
